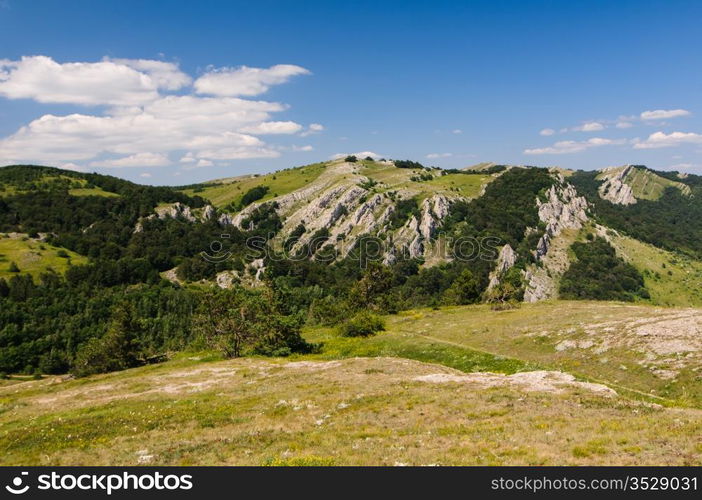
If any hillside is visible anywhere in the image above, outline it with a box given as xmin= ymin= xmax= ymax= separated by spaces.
xmin=1 ymin=301 xmax=701 ymax=466
xmin=3 ymin=160 xmax=702 ymax=377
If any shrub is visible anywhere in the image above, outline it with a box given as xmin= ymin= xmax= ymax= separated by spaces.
xmin=338 ymin=311 xmax=385 ymax=337
xmin=8 ymin=261 xmax=19 ymax=273
xmin=345 ymin=155 xmax=358 ymax=163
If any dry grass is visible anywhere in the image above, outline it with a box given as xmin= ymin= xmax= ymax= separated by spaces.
xmin=0 ymin=356 xmax=700 ymax=466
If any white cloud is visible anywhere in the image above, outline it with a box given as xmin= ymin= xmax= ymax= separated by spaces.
xmin=0 ymin=55 xmax=189 ymax=105
xmin=0 ymin=56 xmax=312 ymax=167
xmin=539 ymin=128 xmax=555 ymax=136
xmin=640 ymin=109 xmax=691 ymax=121
xmin=300 ymin=123 xmax=324 ymax=137
xmin=194 ymin=64 xmax=310 ymax=97
xmin=331 ymin=151 xmax=382 ymax=160
xmin=452 ymin=129 xmax=463 ymax=134
xmin=292 ymin=145 xmax=314 ymax=152
xmin=140 ymin=172 xmax=153 ymax=178
xmin=616 ymin=121 xmax=633 ymax=129
xmin=574 ymin=121 xmax=605 ymax=132
xmin=239 ymin=121 xmax=303 ymax=134
xmin=524 ymin=137 xmax=624 ymax=155
xmin=633 ymin=131 xmax=702 ymax=149
xmin=90 ymin=152 xmax=171 ymax=168
xmin=426 ymin=152 xmax=452 ymax=159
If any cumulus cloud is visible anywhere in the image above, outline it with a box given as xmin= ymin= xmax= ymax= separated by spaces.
xmin=640 ymin=109 xmax=691 ymax=121
xmin=633 ymin=131 xmax=702 ymax=149
xmin=524 ymin=137 xmax=624 ymax=155
xmin=239 ymin=121 xmax=303 ymax=134
xmin=300 ymin=123 xmax=324 ymax=137
xmin=574 ymin=121 xmax=605 ymax=132
xmin=0 ymin=55 xmax=189 ymax=105
xmin=194 ymin=64 xmax=310 ymax=97
xmin=426 ymin=152 xmax=452 ymax=159
xmin=331 ymin=151 xmax=382 ymax=160
xmin=539 ymin=128 xmax=555 ymax=136
xmin=0 ymin=56 xmax=317 ymax=168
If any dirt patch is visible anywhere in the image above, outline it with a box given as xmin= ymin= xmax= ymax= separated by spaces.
xmin=414 ymin=370 xmax=616 ymax=396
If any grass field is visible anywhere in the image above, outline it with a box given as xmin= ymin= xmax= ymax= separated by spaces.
xmin=0 ymin=300 xmax=700 ymax=466
xmin=0 ymin=234 xmax=88 ymax=279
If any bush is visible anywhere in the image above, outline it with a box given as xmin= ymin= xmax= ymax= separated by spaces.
xmin=338 ymin=311 xmax=385 ymax=337
xmin=345 ymin=155 xmax=358 ymax=163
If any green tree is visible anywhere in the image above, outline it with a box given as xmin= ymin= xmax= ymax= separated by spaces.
xmin=193 ymin=287 xmax=309 ymax=358
xmin=442 ymin=269 xmax=480 ymax=305
xmin=71 ymin=301 xmax=143 ymax=377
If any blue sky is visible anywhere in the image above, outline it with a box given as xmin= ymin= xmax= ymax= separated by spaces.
xmin=0 ymin=0 xmax=701 ymax=184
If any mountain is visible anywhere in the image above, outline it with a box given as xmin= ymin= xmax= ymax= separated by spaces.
xmin=1 ymin=159 xmax=702 ymax=376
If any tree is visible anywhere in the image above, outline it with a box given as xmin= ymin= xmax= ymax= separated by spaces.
xmin=344 ymin=155 xmax=358 ymax=163
xmin=348 ymin=262 xmax=394 ymax=310
xmin=8 ymin=261 xmax=19 ymax=273
xmin=71 ymin=301 xmax=143 ymax=377
xmin=442 ymin=269 xmax=480 ymax=305
xmin=193 ymin=287 xmax=309 ymax=358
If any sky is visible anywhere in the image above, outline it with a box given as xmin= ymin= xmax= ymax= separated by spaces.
xmin=0 ymin=0 xmax=701 ymax=185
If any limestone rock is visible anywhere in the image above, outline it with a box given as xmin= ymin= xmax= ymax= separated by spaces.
xmin=598 ymin=165 xmax=637 ymax=205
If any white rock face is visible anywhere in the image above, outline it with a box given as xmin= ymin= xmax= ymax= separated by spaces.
xmin=523 ymin=178 xmax=589 ymax=302
xmin=598 ymin=165 xmax=637 ymax=205
xmin=216 ymin=270 xmax=239 ymax=289
xmin=487 ymin=244 xmax=517 ymax=290
xmin=156 ymin=202 xmax=197 ymax=222
xmin=389 ymin=194 xmax=451 ymax=260
xmin=202 ymin=204 xmax=216 ymax=221
xmin=534 ymin=182 xmax=588 ymax=259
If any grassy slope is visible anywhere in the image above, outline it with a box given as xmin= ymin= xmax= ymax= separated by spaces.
xmin=375 ymin=302 xmax=702 ymax=407
xmin=180 ymin=160 xmax=492 ymax=209
xmin=596 ymin=166 xmax=690 ymax=201
xmin=1 ymin=354 xmax=699 ymax=466
xmin=0 ymin=174 xmax=120 ymax=198
xmin=611 ymin=232 xmax=702 ymax=307
xmin=0 ymin=234 xmax=88 ymax=279
xmin=1 ymin=301 xmax=701 ymax=466
xmin=179 ymin=162 xmax=328 ymax=208
xmin=623 ymin=168 xmax=690 ymax=200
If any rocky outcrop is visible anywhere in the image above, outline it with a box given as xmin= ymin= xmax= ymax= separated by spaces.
xmin=202 ymin=204 xmax=216 ymax=221
xmin=389 ymin=194 xmax=451 ymax=260
xmin=156 ymin=202 xmax=197 ymax=222
xmin=534 ymin=181 xmax=588 ymax=259
xmin=216 ymin=270 xmax=240 ymax=289
xmin=523 ymin=178 xmax=589 ymax=302
xmin=487 ymin=244 xmax=517 ymax=290
xmin=598 ymin=165 xmax=637 ymax=205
